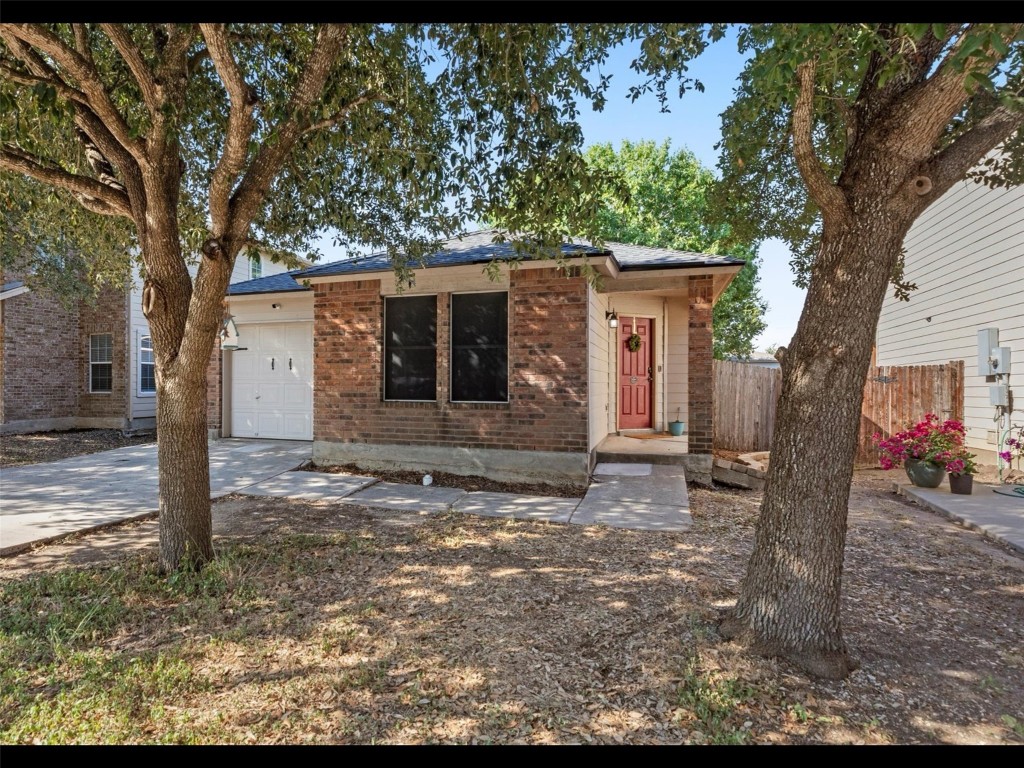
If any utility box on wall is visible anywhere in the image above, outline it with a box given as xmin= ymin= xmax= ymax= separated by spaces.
xmin=978 ymin=328 xmax=1000 ymax=375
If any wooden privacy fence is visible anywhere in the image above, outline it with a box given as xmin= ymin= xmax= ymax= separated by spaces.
xmin=713 ymin=360 xmax=782 ymax=453
xmin=855 ymin=360 xmax=964 ymax=467
xmin=712 ymin=357 xmax=964 ymax=462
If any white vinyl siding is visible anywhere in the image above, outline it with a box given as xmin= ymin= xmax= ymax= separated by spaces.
xmin=89 ymin=333 xmax=113 ymax=393
xmin=876 ymin=169 xmax=1024 ymax=456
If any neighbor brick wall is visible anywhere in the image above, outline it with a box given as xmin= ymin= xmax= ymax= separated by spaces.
xmin=314 ymin=268 xmax=589 ymax=454
xmin=687 ymin=275 xmax=714 ymax=454
xmin=206 ymin=339 xmax=222 ymax=431
xmin=78 ymin=285 xmax=129 ymax=421
xmin=1 ymin=285 xmax=81 ymax=424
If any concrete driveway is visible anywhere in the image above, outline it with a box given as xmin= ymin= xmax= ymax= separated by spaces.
xmin=0 ymin=439 xmax=311 ymax=555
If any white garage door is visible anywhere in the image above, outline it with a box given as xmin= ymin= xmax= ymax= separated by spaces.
xmin=231 ymin=322 xmax=313 ymax=440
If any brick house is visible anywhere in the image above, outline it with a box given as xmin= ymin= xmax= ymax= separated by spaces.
xmin=0 ymin=252 xmax=294 ymax=435
xmin=212 ymin=231 xmax=743 ymax=484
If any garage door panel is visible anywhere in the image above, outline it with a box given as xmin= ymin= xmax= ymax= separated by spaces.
xmin=283 ymin=414 xmax=311 ymax=440
xmin=230 ymin=322 xmax=312 ymax=440
xmin=258 ymin=383 xmax=284 ymax=407
xmin=233 ymin=409 xmax=259 ymax=438
xmin=257 ymin=412 xmax=283 ymax=438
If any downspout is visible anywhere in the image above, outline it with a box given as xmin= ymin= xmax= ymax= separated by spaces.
xmin=663 ymin=296 xmax=668 ymax=432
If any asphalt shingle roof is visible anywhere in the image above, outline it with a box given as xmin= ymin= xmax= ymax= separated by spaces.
xmin=227 ymin=229 xmax=744 ymax=296
xmin=1 ymin=280 xmax=25 ymax=294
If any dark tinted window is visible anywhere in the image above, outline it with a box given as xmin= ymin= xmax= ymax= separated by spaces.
xmin=384 ymin=295 xmax=437 ymax=400
xmin=451 ymin=292 xmax=508 ymax=402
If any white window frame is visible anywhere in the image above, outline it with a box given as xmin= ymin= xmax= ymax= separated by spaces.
xmin=449 ymin=290 xmax=510 ymax=404
xmin=249 ymin=253 xmax=262 ymax=280
xmin=89 ymin=333 xmax=114 ymax=394
xmin=138 ymin=333 xmax=156 ymax=397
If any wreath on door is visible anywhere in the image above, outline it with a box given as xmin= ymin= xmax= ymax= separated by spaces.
xmin=627 ymin=331 xmax=643 ymax=352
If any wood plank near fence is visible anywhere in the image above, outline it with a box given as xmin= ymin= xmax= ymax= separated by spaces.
xmin=854 ymin=359 xmax=964 ymax=467
xmin=713 ymin=359 xmax=782 ymax=453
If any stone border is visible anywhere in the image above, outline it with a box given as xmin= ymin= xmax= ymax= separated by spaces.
xmin=711 ymin=457 xmax=766 ymax=490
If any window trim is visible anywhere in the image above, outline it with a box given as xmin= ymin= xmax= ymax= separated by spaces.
xmin=138 ymin=333 xmax=156 ymax=397
xmin=88 ymin=332 xmax=114 ymax=394
xmin=382 ymin=293 xmax=439 ymax=403
xmin=449 ymin=290 xmax=510 ymax=404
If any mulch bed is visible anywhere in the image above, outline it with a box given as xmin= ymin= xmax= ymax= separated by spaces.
xmin=303 ymin=461 xmax=588 ymax=499
xmin=0 ymin=429 xmax=156 ymax=468
xmin=0 ymin=471 xmax=1021 ymax=744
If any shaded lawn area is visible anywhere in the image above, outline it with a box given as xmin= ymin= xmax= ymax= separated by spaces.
xmin=0 ymin=430 xmax=155 ymax=468
xmin=0 ymin=472 xmax=1022 ymax=745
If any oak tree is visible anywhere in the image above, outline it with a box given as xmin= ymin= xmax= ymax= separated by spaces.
xmin=643 ymin=23 xmax=1023 ymax=678
xmin=0 ymin=22 xmax=681 ymax=571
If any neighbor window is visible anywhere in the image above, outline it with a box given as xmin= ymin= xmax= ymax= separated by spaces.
xmin=450 ymin=292 xmax=508 ymax=402
xmin=89 ymin=333 xmax=113 ymax=393
xmin=249 ymin=253 xmax=262 ymax=279
xmin=139 ymin=335 xmax=156 ymax=395
xmin=384 ymin=295 xmax=437 ymax=401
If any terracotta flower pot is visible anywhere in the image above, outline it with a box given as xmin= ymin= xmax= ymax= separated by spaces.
xmin=904 ymin=458 xmax=945 ymax=488
xmin=949 ymin=473 xmax=974 ymax=495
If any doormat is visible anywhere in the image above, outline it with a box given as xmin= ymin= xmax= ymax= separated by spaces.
xmin=624 ymin=433 xmax=674 ymax=440
xmin=993 ymin=485 xmax=1024 ymax=500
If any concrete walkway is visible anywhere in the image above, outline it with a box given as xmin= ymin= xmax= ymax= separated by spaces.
xmin=242 ymin=461 xmax=692 ymax=532
xmin=896 ymin=481 xmax=1024 ymax=554
xmin=0 ymin=439 xmax=311 ymax=555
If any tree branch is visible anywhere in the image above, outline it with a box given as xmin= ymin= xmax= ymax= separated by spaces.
xmin=71 ymin=24 xmax=92 ymax=62
xmin=99 ymin=23 xmax=159 ymax=115
xmin=792 ymin=59 xmax=851 ymax=227
xmin=227 ymin=24 xmax=349 ymax=232
xmin=915 ymin=105 xmax=1024 ymax=213
xmin=902 ymin=24 xmax=1022 ymax=147
xmin=301 ymin=91 xmax=378 ymax=135
xmin=0 ymin=144 xmax=132 ymax=217
xmin=2 ymin=23 xmax=147 ymax=165
xmin=199 ymin=23 xmax=257 ymax=233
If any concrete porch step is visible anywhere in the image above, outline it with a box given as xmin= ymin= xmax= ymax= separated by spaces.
xmin=595 ymin=450 xmax=689 ymax=466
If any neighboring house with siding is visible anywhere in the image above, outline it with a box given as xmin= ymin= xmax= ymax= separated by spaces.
xmin=875 ymin=160 xmax=1024 ymax=464
xmin=208 ymin=230 xmax=743 ymax=484
xmin=0 ymin=251 xmax=295 ymax=435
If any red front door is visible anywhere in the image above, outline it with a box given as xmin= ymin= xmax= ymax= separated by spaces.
xmin=619 ymin=317 xmax=653 ymax=429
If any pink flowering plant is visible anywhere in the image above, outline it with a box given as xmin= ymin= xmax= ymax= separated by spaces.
xmin=873 ymin=413 xmax=967 ymax=471
xmin=999 ymin=425 xmax=1024 ymax=469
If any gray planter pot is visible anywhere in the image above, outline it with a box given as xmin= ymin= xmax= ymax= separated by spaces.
xmin=949 ymin=473 xmax=974 ymax=495
xmin=905 ymin=458 xmax=945 ymax=488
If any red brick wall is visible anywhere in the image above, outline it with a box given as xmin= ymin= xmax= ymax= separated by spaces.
xmin=206 ymin=339 xmax=222 ymax=431
xmin=1 ymin=286 xmax=81 ymax=424
xmin=78 ymin=285 xmax=130 ymax=421
xmin=687 ymin=275 xmax=714 ymax=454
xmin=314 ymin=268 xmax=589 ymax=453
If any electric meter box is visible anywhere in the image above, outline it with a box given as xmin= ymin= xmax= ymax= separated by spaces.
xmin=989 ymin=384 xmax=1009 ymax=407
xmin=978 ymin=328 xmax=999 ymax=375
xmin=991 ymin=346 xmax=1011 ymax=375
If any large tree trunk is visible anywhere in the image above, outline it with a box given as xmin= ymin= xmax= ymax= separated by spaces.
xmin=156 ymin=366 xmax=214 ymax=572
xmin=720 ymin=215 xmax=912 ymax=679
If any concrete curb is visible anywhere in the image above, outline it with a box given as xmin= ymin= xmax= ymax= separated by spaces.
xmin=0 ymin=511 xmax=158 ymax=557
xmin=894 ymin=483 xmax=1024 ymax=555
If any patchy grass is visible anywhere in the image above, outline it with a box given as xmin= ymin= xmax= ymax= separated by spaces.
xmin=1 ymin=473 xmax=1022 ymax=745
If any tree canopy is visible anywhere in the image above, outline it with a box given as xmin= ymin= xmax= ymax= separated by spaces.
xmin=583 ymin=139 xmax=767 ymax=358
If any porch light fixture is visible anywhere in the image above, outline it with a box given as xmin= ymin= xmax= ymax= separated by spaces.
xmin=606 ymin=309 xmax=619 ymax=329
xmin=220 ymin=315 xmax=241 ymax=351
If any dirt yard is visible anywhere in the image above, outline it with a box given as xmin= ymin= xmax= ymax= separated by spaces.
xmin=0 ymin=471 xmax=1021 ymax=745
xmin=0 ymin=429 xmax=156 ymax=468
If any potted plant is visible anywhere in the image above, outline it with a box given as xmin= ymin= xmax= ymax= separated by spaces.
xmin=873 ymin=413 xmax=966 ymax=488
xmin=669 ymin=408 xmax=685 ymax=437
xmin=945 ymin=450 xmax=977 ymax=495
